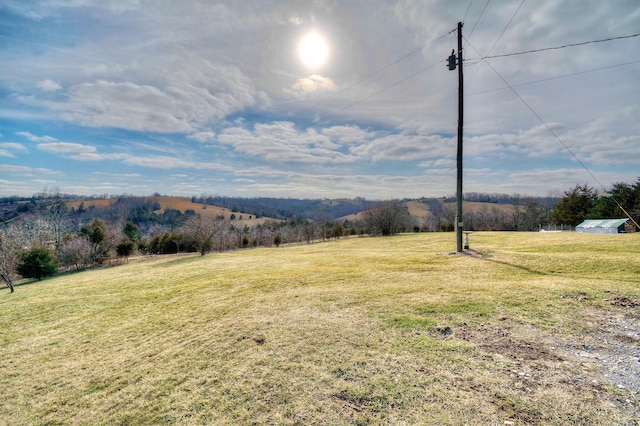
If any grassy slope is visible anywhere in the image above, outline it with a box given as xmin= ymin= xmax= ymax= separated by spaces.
xmin=1 ymin=233 xmax=639 ymax=425
xmin=341 ymin=199 xmax=518 ymax=223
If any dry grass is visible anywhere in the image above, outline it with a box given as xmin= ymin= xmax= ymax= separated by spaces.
xmin=1 ymin=232 xmax=639 ymax=425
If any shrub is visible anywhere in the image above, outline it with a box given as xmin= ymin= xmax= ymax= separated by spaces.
xmin=149 ymin=232 xmax=181 ymax=254
xmin=116 ymin=239 xmax=136 ymax=258
xmin=17 ymin=247 xmax=58 ymax=280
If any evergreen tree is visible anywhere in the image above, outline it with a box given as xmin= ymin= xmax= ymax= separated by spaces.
xmin=123 ymin=221 xmax=142 ymax=242
xmin=549 ymin=184 xmax=598 ymax=226
xmin=16 ymin=247 xmax=58 ymax=280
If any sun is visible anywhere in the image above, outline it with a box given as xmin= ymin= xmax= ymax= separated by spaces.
xmin=298 ymin=31 xmax=329 ymax=69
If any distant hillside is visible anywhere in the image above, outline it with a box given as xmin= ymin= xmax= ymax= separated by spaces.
xmin=2 ymin=193 xmax=559 ymax=227
xmin=192 ymin=196 xmax=382 ymax=221
xmin=339 ymin=199 xmax=519 ymax=222
xmin=67 ymin=196 xmax=272 ymax=224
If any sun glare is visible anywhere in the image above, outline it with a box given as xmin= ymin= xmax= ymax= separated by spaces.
xmin=298 ymin=32 xmax=329 ymax=69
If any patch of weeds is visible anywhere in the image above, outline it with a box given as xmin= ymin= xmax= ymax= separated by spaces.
xmin=560 ymin=292 xmax=594 ymax=302
xmin=333 ymin=367 xmax=348 ymax=378
xmin=355 ymin=414 xmax=373 ymax=425
xmin=332 ymin=361 xmax=369 ymax=382
xmin=386 ymin=315 xmax=436 ymax=331
xmin=418 ymin=301 xmax=497 ymax=318
xmin=492 ymin=390 xmax=545 ymax=424
xmin=333 ymin=385 xmax=391 ymax=412
xmin=402 ymin=334 xmax=475 ymax=356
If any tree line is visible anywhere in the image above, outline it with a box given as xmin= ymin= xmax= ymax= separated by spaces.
xmin=549 ymin=180 xmax=640 ymax=226
xmin=2 ymin=180 xmax=637 ymax=292
xmin=0 ymin=198 xmax=412 ymax=292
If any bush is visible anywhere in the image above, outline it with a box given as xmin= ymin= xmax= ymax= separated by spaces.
xmin=149 ymin=232 xmax=182 ymax=254
xmin=116 ymin=239 xmax=136 ymax=258
xmin=17 ymin=247 xmax=58 ymax=280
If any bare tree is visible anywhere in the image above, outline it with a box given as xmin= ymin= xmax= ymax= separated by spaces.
xmin=0 ymin=225 xmax=21 ymax=292
xmin=181 ymin=214 xmax=224 ymax=255
xmin=57 ymin=235 xmax=93 ymax=271
xmin=364 ymin=203 xmax=410 ymax=236
xmin=19 ymin=214 xmax=56 ymax=248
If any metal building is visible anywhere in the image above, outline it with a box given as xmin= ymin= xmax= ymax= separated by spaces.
xmin=575 ymin=219 xmax=631 ymax=234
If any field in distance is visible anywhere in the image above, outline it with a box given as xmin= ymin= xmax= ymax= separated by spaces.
xmin=67 ymin=195 xmax=273 ymax=223
xmin=1 ymin=232 xmax=638 ymax=424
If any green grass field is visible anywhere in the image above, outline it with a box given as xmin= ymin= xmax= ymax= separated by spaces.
xmin=1 ymin=232 xmax=639 ymax=425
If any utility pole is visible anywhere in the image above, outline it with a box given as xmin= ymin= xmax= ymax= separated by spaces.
xmin=448 ymin=21 xmax=464 ymax=252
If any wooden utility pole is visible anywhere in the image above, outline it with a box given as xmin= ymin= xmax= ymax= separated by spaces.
xmin=455 ymin=21 xmax=464 ymax=252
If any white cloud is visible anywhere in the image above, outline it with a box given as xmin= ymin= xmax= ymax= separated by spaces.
xmin=0 ymin=142 xmax=27 ymax=158
xmin=0 ymin=164 xmax=62 ymax=175
xmin=1 ymin=1 xmax=638 ymax=198
xmin=350 ymin=132 xmax=452 ymax=162
xmin=288 ymin=74 xmax=337 ymax=97
xmin=187 ymin=131 xmax=216 ymax=143
xmin=0 ymin=142 xmax=27 ymax=151
xmin=16 ymin=131 xmax=58 ymax=143
xmin=321 ymin=125 xmax=376 ymax=143
xmin=219 ymin=121 xmax=357 ymax=164
xmin=36 ymin=79 xmax=62 ymax=92
xmin=0 ymin=143 xmax=27 ymax=157
xmin=20 ymin=58 xmax=266 ymax=133
xmin=37 ymin=142 xmax=97 ymax=154
xmin=115 ymin=153 xmax=232 ymax=171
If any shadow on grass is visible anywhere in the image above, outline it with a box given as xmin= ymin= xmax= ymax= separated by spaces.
xmin=154 ymin=253 xmax=203 ymax=268
xmin=465 ymin=249 xmax=548 ymax=276
xmin=5 ymin=274 xmax=59 ymax=292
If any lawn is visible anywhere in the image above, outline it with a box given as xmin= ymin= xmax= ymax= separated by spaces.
xmin=1 ymin=232 xmax=638 ymax=425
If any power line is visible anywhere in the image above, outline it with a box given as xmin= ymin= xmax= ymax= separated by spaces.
xmin=463 ymin=36 xmax=638 ymax=226
xmin=467 ymin=60 xmax=640 ymax=96
xmin=478 ymin=33 xmax=640 ymax=59
xmin=465 ymin=0 xmax=525 ymax=89
xmin=338 ymin=61 xmax=442 ymax=112
xmin=463 ymin=36 xmax=600 ymax=184
xmin=484 ymin=0 xmax=526 ymax=56
xmin=462 ymin=0 xmax=474 ymax=23
xmin=467 ymin=0 xmax=490 ymax=40
xmin=291 ymin=31 xmax=453 ymax=128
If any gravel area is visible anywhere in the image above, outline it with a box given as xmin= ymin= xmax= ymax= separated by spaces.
xmin=455 ymin=292 xmax=640 ymax=422
xmin=553 ymin=300 xmax=640 ymax=420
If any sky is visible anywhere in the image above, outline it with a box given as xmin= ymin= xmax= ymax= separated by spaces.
xmin=0 ymin=0 xmax=638 ymax=199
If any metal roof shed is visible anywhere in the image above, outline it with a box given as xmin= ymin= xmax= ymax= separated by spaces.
xmin=575 ymin=219 xmax=630 ymax=234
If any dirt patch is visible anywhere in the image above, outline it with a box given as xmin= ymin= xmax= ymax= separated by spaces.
xmin=455 ymin=322 xmax=563 ymax=362
xmin=608 ymin=296 xmax=639 ymax=308
xmin=446 ymin=311 xmax=640 ymax=420
xmin=561 ymin=292 xmax=594 ymax=302
xmin=604 ymin=291 xmax=639 ymax=308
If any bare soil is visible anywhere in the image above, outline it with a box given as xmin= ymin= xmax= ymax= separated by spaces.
xmin=449 ymin=295 xmax=640 ymax=423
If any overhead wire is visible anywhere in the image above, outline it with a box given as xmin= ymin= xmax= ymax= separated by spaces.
xmin=467 ymin=60 xmax=640 ymax=96
xmin=293 ymin=31 xmax=452 ymax=126
xmin=475 ymin=33 xmax=640 ymax=59
xmin=465 ymin=0 xmax=525 ymax=89
xmin=462 ymin=0 xmax=474 ymax=23
xmin=466 ymin=0 xmax=490 ymax=40
xmin=483 ymin=0 xmax=526 ymax=58
xmin=337 ymin=61 xmax=443 ymax=112
xmin=304 ymin=40 xmax=436 ymax=110
xmin=463 ymin=36 xmax=639 ymax=227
